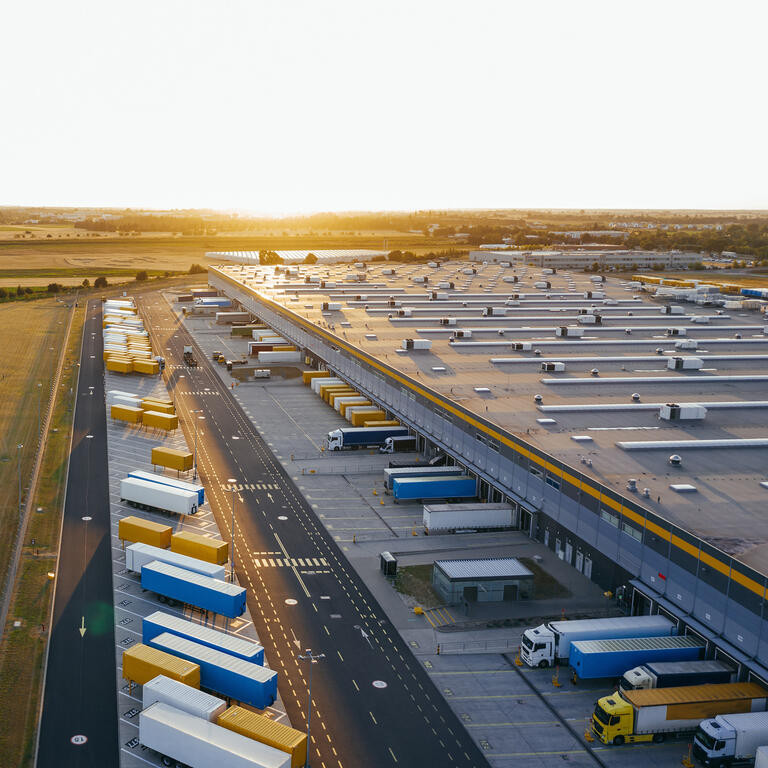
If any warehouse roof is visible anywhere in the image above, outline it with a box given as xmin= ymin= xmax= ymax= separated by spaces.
xmin=434 ymin=557 xmax=533 ymax=581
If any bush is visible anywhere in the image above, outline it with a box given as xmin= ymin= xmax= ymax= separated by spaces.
xmin=46 ymin=283 xmax=61 ymax=294
xmin=81 ymin=278 xmax=90 ymax=288
xmin=135 ymin=270 xmax=149 ymax=281
xmin=16 ymin=285 xmax=24 ymax=296
xmin=94 ymin=276 xmax=108 ymax=288
xmin=188 ymin=263 xmax=206 ymax=274
xmin=0 ymin=288 xmax=7 ymax=299
xmin=303 ymin=253 xmax=318 ymax=264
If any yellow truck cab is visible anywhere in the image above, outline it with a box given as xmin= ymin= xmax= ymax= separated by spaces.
xmin=592 ymin=683 xmax=768 ymax=746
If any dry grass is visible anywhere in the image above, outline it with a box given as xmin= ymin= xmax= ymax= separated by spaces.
xmin=0 ymin=302 xmax=84 ymax=768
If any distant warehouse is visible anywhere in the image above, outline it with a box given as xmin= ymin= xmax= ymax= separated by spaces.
xmin=432 ymin=558 xmax=534 ymax=605
xmin=470 ymin=249 xmax=703 ymax=269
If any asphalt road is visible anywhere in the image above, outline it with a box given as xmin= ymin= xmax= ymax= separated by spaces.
xmin=139 ymin=290 xmax=489 ymax=768
xmin=38 ymin=300 xmax=118 ymax=767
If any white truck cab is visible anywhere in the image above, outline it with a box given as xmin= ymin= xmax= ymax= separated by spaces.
xmin=520 ymin=624 xmax=556 ymax=667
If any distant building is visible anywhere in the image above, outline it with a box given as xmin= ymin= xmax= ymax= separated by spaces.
xmin=470 ymin=249 xmax=703 ymax=269
xmin=431 ymin=558 xmax=534 ymax=605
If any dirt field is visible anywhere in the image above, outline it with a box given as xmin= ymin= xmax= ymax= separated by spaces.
xmin=0 ymin=300 xmax=71 ymax=589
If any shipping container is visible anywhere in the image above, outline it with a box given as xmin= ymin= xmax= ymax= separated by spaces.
xmin=126 ymin=543 xmax=225 ymax=580
xmin=350 ymin=409 xmax=386 ymax=426
xmin=383 ymin=465 xmax=464 ymax=490
xmin=111 ymin=404 xmax=144 ymax=424
xmin=140 ymin=399 xmax=175 ymax=414
xmin=328 ymin=390 xmax=358 ymax=407
xmin=118 ymin=516 xmax=172 ymax=549
xmin=302 ymin=370 xmax=331 ymax=385
xmin=592 ymin=683 xmax=768 ymax=745
xmin=338 ymin=398 xmax=371 ymax=416
xmin=106 ymin=357 xmax=133 ymax=374
xmin=521 ymin=615 xmax=676 ymax=668
xmin=148 ymin=633 xmax=277 ymax=709
xmin=122 ymin=644 xmax=200 ymax=687
xmin=570 ymin=635 xmax=704 ymax=679
xmin=120 ymin=477 xmax=198 ymax=516
xmin=141 ymin=561 xmax=246 ymax=618
xmin=151 ymin=446 xmax=193 ymax=472
xmin=423 ymin=503 xmax=515 ymax=534
xmin=127 ymin=470 xmax=203 ymax=505
xmin=364 ymin=419 xmax=400 ymax=428
xmin=143 ymin=611 xmax=264 ymax=664
xmin=132 ymin=359 xmax=159 ymax=375
xmin=139 ymin=703 xmax=290 ymax=768
xmin=143 ymin=410 xmax=179 ymax=431
xmin=378 ymin=435 xmax=415 ymax=453
xmin=391 ymin=475 xmax=476 ymax=502
xmin=311 ymin=377 xmax=343 ymax=394
xmin=171 ymin=531 xmax=228 ymax=565
xmin=218 ymin=706 xmax=307 ymax=768
xmin=216 ymin=312 xmax=251 ymax=324
xmin=143 ymin=675 xmax=226 ymax=722
xmin=257 ymin=351 xmax=302 ymax=363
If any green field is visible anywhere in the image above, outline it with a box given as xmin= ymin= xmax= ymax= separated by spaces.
xmin=0 ymin=302 xmax=83 ymax=767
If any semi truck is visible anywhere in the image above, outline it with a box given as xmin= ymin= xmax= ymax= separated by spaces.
xmin=183 ymin=345 xmax=198 ymax=366
xmin=569 ymin=635 xmax=704 ymax=679
xmin=694 ymin=711 xmax=768 ymax=767
xmin=326 ymin=426 xmax=408 ymax=451
xmin=391 ymin=475 xmax=476 ymax=502
xmin=139 ymin=702 xmax=290 ymax=768
xmin=379 ymin=435 xmax=417 ymax=453
xmin=520 ymin=615 xmax=675 ymax=668
xmin=125 ymin=542 xmax=226 ymax=580
xmin=141 ymin=560 xmax=246 ymax=618
xmin=127 ymin=469 xmax=204 ymax=506
xmin=591 ymin=683 xmax=768 ymax=746
xmin=120 ymin=477 xmax=198 ymax=516
xmin=620 ymin=660 xmax=735 ymax=692
xmin=423 ymin=503 xmax=516 ymax=534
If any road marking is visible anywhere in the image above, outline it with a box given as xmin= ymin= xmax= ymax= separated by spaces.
xmin=388 ymin=747 xmax=397 ymax=763
xmin=369 ymin=711 xmax=377 ymax=724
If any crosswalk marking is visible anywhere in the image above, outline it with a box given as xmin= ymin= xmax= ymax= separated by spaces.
xmin=250 ymin=555 xmax=330 ymax=569
xmin=298 ymin=558 xmax=306 ymax=567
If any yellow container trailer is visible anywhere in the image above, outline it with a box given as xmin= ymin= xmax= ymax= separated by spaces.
xmin=328 ymin=390 xmax=357 ymax=407
xmin=141 ymin=400 xmax=175 ymax=414
xmin=106 ymin=357 xmax=134 ymax=374
xmin=340 ymin=400 xmax=371 ymax=417
xmin=364 ymin=419 xmax=400 ymax=427
xmin=351 ymin=409 xmax=385 ymax=426
xmin=111 ymin=404 xmax=144 ymax=424
xmin=303 ymin=370 xmax=331 ymax=385
xmin=171 ymin=531 xmax=228 ymax=565
xmin=133 ymin=359 xmax=160 ymax=375
xmin=122 ymin=644 xmax=200 ymax=687
xmin=143 ymin=411 xmax=179 ymax=431
xmin=118 ymin=515 xmax=172 ymax=549
xmin=151 ymin=446 xmax=192 ymax=471
xmin=217 ymin=706 xmax=307 ymax=768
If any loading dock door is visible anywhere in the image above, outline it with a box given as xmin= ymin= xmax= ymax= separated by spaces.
xmin=463 ymin=586 xmax=478 ymax=602
xmin=503 ymin=585 xmax=517 ymax=601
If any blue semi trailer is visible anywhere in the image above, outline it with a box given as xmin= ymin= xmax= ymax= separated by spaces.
xmin=326 ymin=426 xmax=408 ymax=450
xmin=143 ymin=611 xmax=264 ymax=664
xmin=148 ymin=632 xmax=277 ymax=709
xmin=141 ymin=561 xmax=247 ymax=618
xmin=391 ymin=475 xmax=477 ymax=502
xmin=570 ymin=635 xmax=704 ymax=679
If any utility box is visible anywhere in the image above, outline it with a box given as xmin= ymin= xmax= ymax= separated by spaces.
xmin=452 ymin=330 xmax=472 ymax=339
xmin=402 ymin=338 xmax=432 ymax=351
xmin=666 ymin=327 xmax=687 ymax=336
xmin=439 ymin=317 xmax=457 ymax=326
xmin=661 ymin=305 xmax=685 ymax=315
xmin=667 ymin=356 xmax=703 ymax=370
xmin=555 ymin=326 xmax=584 ymax=338
xmin=511 ymin=342 xmax=532 ymax=351
xmin=577 ymin=314 xmax=602 ymax=325
xmin=659 ymin=403 xmax=707 ymax=421
xmin=541 ymin=361 xmax=566 ymax=372
xmin=380 ymin=551 xmax=397 ymax=576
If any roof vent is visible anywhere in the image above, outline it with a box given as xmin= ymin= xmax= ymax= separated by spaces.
xmin=627 ymin=478 xmax=638 ymax=492
xmin=656 ymin=348 xmax=664 ymax=355
xmin=668 ymin=454 xmax=683 ymax=467
xmin=534 ymin=394 xmax=543 ymax=404
xmin=625 ymin=329 xmax=632 ymax=335
xmin=498 ymin=329 xmax=505 ymax=336
xmin=735 ymin=333 xmax=742 ymax=339
xmin=631 ymin=393 xmax=641 ymax=401
xmin=642 ymin=488 xmax=651 ymax=498
xmin=591 ymin=368 xmax=599 ymax=376
xmin=534 ymin=349 xmax=542 ymax=356
xmin=628 ymin=311 xmax=633 ymax=316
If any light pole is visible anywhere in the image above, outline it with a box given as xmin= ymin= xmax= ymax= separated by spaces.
xmin=227 ymin=478 xmax=237 ymax=582
xmin=17 ymin=443 xmax=23 ymax=514
xmin=192 ymin=411 xmax=204 ymax=481
xmin=298 ymin=649 xmax=325 ymax=768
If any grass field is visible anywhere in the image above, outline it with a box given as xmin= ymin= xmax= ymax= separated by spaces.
xmin=0 ymin=302 xmax=83 ymax=767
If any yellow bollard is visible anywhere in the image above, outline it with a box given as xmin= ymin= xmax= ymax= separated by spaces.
xmin=373 ymin=489 xmax=378 ymax=496
xmin=681 ymin=744 xmax=694 ymax=768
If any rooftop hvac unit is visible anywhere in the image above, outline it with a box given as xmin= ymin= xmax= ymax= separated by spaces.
xmin=661 ymin=305 xmax=685 ymax=315
xmin=666 ymin=327 xmax=687 ymax=336
xmin=659 ymin=403 xmax=707 ymax=421
xmin=555 ymin=326 xmax=584 ymax=337
xmin=353 ymin=295 xmax=368 ymax=301
xmin=577 ymin=314 xmax=602 ymax=325
xmin=534 ymin=281 xmax=551 ymax=289
xmin=387 ymin=299 xmax=402 ymax=307
xmin=452 ymin=330 xmax=472 ymax=339
xmin=667 ymin=357 xmax=703 ymax=370
xmin=541 ymin=362 xmax=565 ymax=372
xmin=396 ymin=308 xmax=413 ymax=317
xmin=502 ymin=275 xmax=519 ymax=283
xmin=669 ymin=454 xmax=683 ymax=466
xmin=437 ymin=281 xmax=454 ymax=289
xmin=511 ymin=342 xmax=532 ymax=351
xmin=675 ymin=339 xmax=698 ymax=349
xmin=439 ymin=317 xmax=457 ymax=326
xmin=402 ymin=338 xmax=432 ymax=351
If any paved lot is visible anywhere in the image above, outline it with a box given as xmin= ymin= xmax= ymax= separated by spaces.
xmin=102 ymin=353 xmax=288 ymax=767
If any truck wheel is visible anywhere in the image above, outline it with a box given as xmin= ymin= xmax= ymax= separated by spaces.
xmin=538 ymin=660 xmax=549 ymax=669
xmin=652 ymin=733 xmax=665 ymax=743
xmin=612 ymin=736 xmax=625 ymax=746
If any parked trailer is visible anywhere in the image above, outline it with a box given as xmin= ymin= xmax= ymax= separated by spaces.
xmin=139 ymin=703 xmax=290 ymax=768
xmin=111 ymin=404 xmax=143 ymax=423
xmin=118 ymin=516 xmax=172 ymax=549
xmin=143 ymin=611 xmax=264 ymax=664
xmin=143 ymin=675 xmax=226 ymax=722
xmin=141 ymin=561 xmax=246 ymax=618
xmin=621 ymin=660 xmax=735 ymax=692
xmin=120 ymin=477 xmax=198 ymax=516
xmin=326 ymin=426 xmax=408 ymax=451
xmin=151 ymin=446 xmax=193 ymax=472
xmin=337 ymin=398 xmax=371 ymax=416
xmin=126 ymin=543 xmax=225 ymax=580
xmin=171 ymin=531 xmax=228 ymax=565
xmin=694 ymin=711 xmax=768 ymax=766
xmin=570 ymin=635 xmax=704 ymax=680
xmin=383 ymin=465 xmax=465 ymax=491
xmin=218 ymin=706 xmax=307 ymax=768
xmin=592 ymin=683 xmax=768 ymax=746
xmin=122 ymin=643 xmax=200 ymax=687
xmin=350 ymin=409 xmax=386 ymax=426
xmin=311 ymin=377 xmax=344 ymax=394
xmin=127 ymin=470 xmax=204 ymax=506
xmin=257 ymin=351 xmax=302 ymax=363
xmin=520 ymin=615 xmax=676 ymax=668
xmin=391 ymin=475 xmax=476 ymax=502
xmin=148 ymin=633 xmax=277 ymax=709
xmin=302 ymin=370 xmax=331 ymax=385
xmin=423 ymin=503 xmax=515 ymax=534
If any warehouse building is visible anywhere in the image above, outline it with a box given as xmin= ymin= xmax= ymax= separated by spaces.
xmin=431 ymin=558 xmax=534 ymax=605
xmin=470 ymin=249 xmax=703 ymax=269
xmin=207 ymin=259 xmax=768 ymax=686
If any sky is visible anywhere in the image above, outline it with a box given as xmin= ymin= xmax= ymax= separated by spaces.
xmin=1 ymin=0 xmax=766 ymax=213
